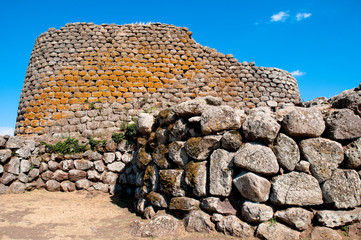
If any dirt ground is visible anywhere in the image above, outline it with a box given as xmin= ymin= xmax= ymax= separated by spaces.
xmin=0 ymin=190 xmax=237 ymax=240
xmin=0 ymin=190 xmax=360 ymax=240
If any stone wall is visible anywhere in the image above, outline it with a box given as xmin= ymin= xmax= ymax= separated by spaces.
xmin=16 ymin=22 xmax=301 ymax=137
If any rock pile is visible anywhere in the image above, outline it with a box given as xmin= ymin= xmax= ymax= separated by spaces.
xmin=131 ymin=95 xmax=361 ymax=238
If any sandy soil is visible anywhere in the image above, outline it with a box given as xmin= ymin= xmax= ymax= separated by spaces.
xmin=0 ymin=190 xmax=237 ymax=240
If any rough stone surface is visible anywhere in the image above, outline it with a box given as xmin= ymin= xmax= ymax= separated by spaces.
xmin=270 ymin=172 xmax=323 ymax=206
xmin=200 ymin=105 xmax=242 ymax=135
xmin=0 ymin=149 xmax=12 ymax=163
xmin=168 ymin=141 xmax=188 ymax=167
xmin=46 ymin=180 xmax=60 ymax=192
xmin=60 ymin=181 xmax=76 ymax=192
xmin=87 ymin=170 xmax=101 ymax=181
xmin=221 ymin=130 xmax=242 ymax=151
xmin=169 ymin=118 xmax=189 ymax=142
xmin=242 ymin=111 xmax=280 ymax=144
xmin=345 ymin=137 xmax=361 ymax=168
xmin=282 ymin=107 xmax=325 ymax=137
xmin=201 ymin=197 xmax=237 ymax=215
xmin=233 ymin=172 xmax=271 ymax=202
xmin=295 ymin=160 xmax=310 ymax=173
xmin=300 ymin=137 xmax=344 ymax=183
xmin=209 ymin=149 xmax=233 ymax=197
xmin=146 ymin=191 xmax=168 ymax=208
xmin=273 ymin=133 xmax=300 ymax=171
xmin=143 ymin=164 xmax=159 ymax=192
xmin=169 ymin=197 xmax=200 ymax=211
xmin=330 ymin=89 xmax=361 ymax=115
xmin=185 ymin=161 xmax=207 ymax=197
xmin=152 ymin=144 xmax=169 ymax=169
xmin=9 ymin=181 xmax=25 ymax=194
xmin=0 ymin=184 xmax=9 ymax=194
xmin=325 ymin=109 xmax=361 ymax=140
xmin=137 ymin=113 xmax=154 ymax=135
xmin=274 ymin=207 xmax=313 ymax=231
xmin=316 ymin=208 xmax=361 ymax=228
xmin=75 ymin=179 xmax=92 ymax=190
xmin=184 ymin=210 xmax=215 ymax=233
xmin=130 ymin=214 xmax=179 ymax=238
xmin=53 ymin=170 xmax=69 ymax=182
xmin=173 ymin=98 xmax=209 ymax=117
xmin=107 ymin=162 xmax=126 ymax=173
xmin=74 ymin=160 xmax=93 ymax=171
xmin=322 ymin=169 xmax=361 ymax=209
xmin=159 ymin=169 xmax=185 ymax=197
xmin=256 ymin=222 xmax=300 ymax=240
xmin=185 ymin=135 xmax=221 ymax=161
xmin=241 ymin=201 xmax=273 ymax=224
xmin=234 ymin=142 xmax=279 ymax=175
xmin=68 ymin=169 xmax=87 ymax=182
xmin=216 ymin=215 xmax=254 ymax=238
xmin=103 ymin=153 xmax=115 ymax=164
xmin=5 ymin=136 xmax=24 ymax=149
xmin=5 ymin=157 xmax=20 ymax=175
xmin=93 ymin=182 xmax=109 ymax=193
xmin=311 ymin=227 xmax=342 ymax=240
xmin=20 ymin=160 xmax=31 ymax=173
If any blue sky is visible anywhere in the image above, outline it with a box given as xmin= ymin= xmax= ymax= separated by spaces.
xmin=0 ymin=0 xmax=360 ymax=135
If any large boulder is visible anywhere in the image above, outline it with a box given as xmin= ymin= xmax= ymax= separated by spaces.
xmin=322 ymin=169 xmax=361 ymax=209
xmin=330 ymin=88 xmax=361 ymax=115
xmin=241 ymin=201 xmax=273 ymax=224
xmin=146 ymin=191 xmax=168 ymax=208
xmin=4 ymin=157 xmax=20 ymax=175
xmin=45 ymin=180 xmax=61 ymax=192
xmin=9 ymin=181 xmax=25 ymax=194
xmin=256 ymin=222 xmax=300 ymax=240
xmin=172 ymin=97 xmax=221 ymax=117
xmin=345 ymin=137 xmax=361 ymax=168
xmin=152 ymin=144 xmax=169 ymax=169
xmin=201 ymin=197 xmax=237 ymax=215
xmin=282 ymin=107 xmax=325 ymax=137
xmin=184 ymin=210 xmax=214 ymax=233
xmin=200 ymin=105 xmax=242 ymax=135
xmin=209 ymin=149 xmax=233 ymax=197
xmin=270 ymin=172 xmax=323 ymax=206
xmin=5 ymin=136 xmax=24 ymax=149
xmin=168 ymin=118 xmax=189 ymax=142
xmin=274 ymin=207 xmax=313 ymax=231
xmin=159 ymin=169 xmax=185 ymax=197
xmin=0 ymin=149 xmax=12 ymax=163
xmin=233 ymin=142 xmax=279 ymax=175
xmin=136 ymin=113 xmax=154 ymax=135
xmin=130 ymin=214 xmax=179 ymax=238
xmin=185 ymin=161 xmax=207 ymax=197
xmin=216 ymin=215 xmax=254 ymax=238
xmin=300 ymin=138 xmax=344 ymax=183
xmin=107 ymin=162 xmax=126 ymax=173
xmin=169 ymin=197 xmax=200 ymax=211
xmin=168 ymin=141 xmax=188 ymax=167
xmin=273 ymin=133 xmax=300 ymax=171
xmin=184 ymin=135 xmax=221 ymax=161
xmin=68 ymin=169 xmax=87 ymax=182
xmin=143 ymin=164 xmax=159 ymax=192
xmin=74 ymin=160 xmax=93 ymax=171
xmin=325 ymin=109 xmax=361 ymax=140
xmin=233 ymin=172 xmax=271 ymax=202
xmin=221 ymin=130 xmax=243 ymax=151
xmin=242 ymin=111 xmax=280 ymax=144
xmin=316 ymin=208 xmax=361 ymax=228
xmin=311 ymin=227 xmax=342 ymax=240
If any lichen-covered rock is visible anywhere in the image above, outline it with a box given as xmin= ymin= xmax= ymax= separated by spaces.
xmin=221 ymin=130 xmax=242 ymax=151
xmin=159 ymin=169 xmax=185 ymax=197
xmin=273 ymin=133 xmax=300 ymax=171
xmin=325 ymin=109 xmax=361 ymax=140
xmin=46 ymin=180 xmax=60 ymax=192
xmin=184 ymin=210 xmax=214 ymax=233
xmin=4 ymin=157 xmax=20 ymax=175
xmin=107 ymin=162 xmax=126 ymax=173
xmin=233 ymin=143 xmax=279 ymax=175
xmin=137 ymin=147 xmax=152 ymax=169
xmin=5 ymin=136 xmax=24 ymax=149
xmin=345 ymin=137 xmax=361 ymax=168
xmin=242 ymin=111 xmax=280 ymax=144
xmin=241 ymin=201 xmax=273 ymax=224
xmin=169 ymin=118 xmax=189 ymax=142
xmin=158 ymin=109 xmax=177 ymax=125
xmin=184 ymin=135 xmax=221 ymax=161
xmin=153 ymin=144 xmax=169 ymax=169
xmin=0 ymin=149 xmax=12 ymax=163
xmin=155 ymin=127 xmax=168 ymax=145
xmin=143 ymin=164 xmax=159 ymax=192
xmin=270 ymin=172 xmax=323 ymax=206
xmin=256 ymin=222 xmax=300 ymax=240
xmin=173 ymin=98 xmax=209 ymax=117
xmin=274 ymin=207 xmax=313 ymax=231
xmin=169 ymin=197 xmax=200 ymax=211
xmin=300 ymin=137 xmax=344 ymax=183
xmin=130 ymin=214 xmax=179 ymax=238
xmin=185 ymin=161 xmax=207 ymax=197
xmin=316 ymin=208 xmax=361 ymax=228
xmin=146 ymin=191 xmax=168 ymax=208
xmin=311 ymin=227 xmax=342 ymax=240
xmin=60 ymin=181 xmax=76 ymax=192
xmin=209 ymin=149 xmax=233 ymax=197
xmin=282 ymin=107 xmax=325 ymax=137
xmin=330 ymin=89 xmax=361 ymax=115
xmin=68 ymin=169 xmax=87 ymax=182
xmin=322 ymin=169 xmax=361 ymax=209
xmin=201 ymin=105 xmax=242 ymax=135
xmin=168 ymin=141 xmax=188 ymax=167
xmin=201 ymin=197 xmax=237 ymax=215
xmin=74 ymin=160 xmax=93 ymax=171
xmin=216 ymin=215 xmax=254 ymax=238
xmin=137 ymin=113 xmax=154 ymax=135
xmin=233 ymin=172 xmax=271 ymax=202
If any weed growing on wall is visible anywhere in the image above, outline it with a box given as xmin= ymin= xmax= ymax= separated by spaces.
xmin=41 ymin=138 xmax=88 ymax=155
xmin=88 ymin=137 xmax=106 ymax=151
xmin=112 ymin=133 xmax=125 ymax=143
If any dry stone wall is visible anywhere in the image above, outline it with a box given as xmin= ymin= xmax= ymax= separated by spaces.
xmin=16 ymin=22 xmax=300 ymax=137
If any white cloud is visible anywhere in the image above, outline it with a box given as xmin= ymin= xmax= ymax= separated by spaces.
xmin=296 ymin=12 xmax=312 ymax=21
xmin=270 ymin=11 xmax=290 ymax=22
xmin=0 ymin=127 xmax=14 ymax=136
xmin=291 ymin=70 xmax=306 ymax=77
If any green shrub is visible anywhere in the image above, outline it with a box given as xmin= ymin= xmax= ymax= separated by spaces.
xmin=112 ymin=132 xmax=125 ymax=143
xmin=125 ymin=123 xmax=137 ymax=144
xmin=41 ymin=137 xmax=88 ymax=155
xmin=88 ymin=137 xmax=106 ymax=150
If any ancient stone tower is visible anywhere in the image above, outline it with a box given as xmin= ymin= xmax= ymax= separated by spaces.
xmin=16 ymin=22 xmax=301 ymax=137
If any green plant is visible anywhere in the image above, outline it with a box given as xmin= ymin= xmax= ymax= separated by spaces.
xmin=112 ymin=132 xmax=125 ymax=143
xmin=125 ymin=123 xmax=137 ymax=144
xmin=88 ymin=137 xmax=106 ymax=150
xmin=89 ymin=102 xmax=96 ymax=110
xmin=143 ymin=106 xmax=158 ymax=113
xmin=120 ymin=120 xmax=128 ymax=131
xmin=341 ymin=225 xmax=349 ymax=236
xmin=30 ymin=163 xmax=35 ymax=171
xmin=268 ymin=218 xmax=277 ymax=226
xmin=41 ymin=137 xmax=88 ymax=155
